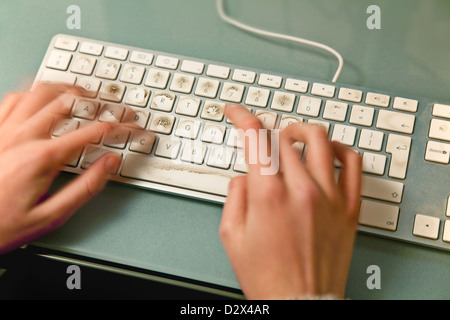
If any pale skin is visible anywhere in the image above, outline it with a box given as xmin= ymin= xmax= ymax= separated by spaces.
xmin=0 ymin=84 xmax=121 ymax=255
xmin=0 ymin=84 xmax=362 ymax=299
xmin=221 ymin=105 xmax=362 ymax=299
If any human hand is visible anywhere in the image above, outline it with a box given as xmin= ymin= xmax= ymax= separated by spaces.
xmin=220 ymin=105 xmax=362 ymax=299
xmin=0 ymin=83 xmax=121 ymax=254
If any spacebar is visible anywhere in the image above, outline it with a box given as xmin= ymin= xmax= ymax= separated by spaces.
xmin=120 ymin=154 xmax=237 ymax=196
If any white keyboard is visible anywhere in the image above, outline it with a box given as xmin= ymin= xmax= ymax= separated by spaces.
xmin=35 ymin=35 xmax=450 ymax=252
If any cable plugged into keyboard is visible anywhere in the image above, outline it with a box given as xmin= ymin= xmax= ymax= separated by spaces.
xmin=35 ymin=35 xmax=450 ymax=252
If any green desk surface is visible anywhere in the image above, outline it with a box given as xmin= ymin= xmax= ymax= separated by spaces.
xmin=1 ymin=0 xmax=449 ymax=299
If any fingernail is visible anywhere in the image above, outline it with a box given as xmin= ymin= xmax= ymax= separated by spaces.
xmin=105 ymin=153 xmax=121 ymax=175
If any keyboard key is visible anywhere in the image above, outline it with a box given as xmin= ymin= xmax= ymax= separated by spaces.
xmin=46 ymin=50 xmax=72 ymax=71
xmin=297 ymin=96 xmax=321 ymax=117
xmin=311 ymin=83 xmax=335 ymax=98
xmin=285 ymin=78 xmax=308 ymax=93
xmin=195 ymin=77 xmax=220 ymax=98
xmin=331 ymin=124 xmax=356 ymax=146
xmin=220 ymin=82 xmax=245 ymax=103
xmin=255 ymin=110 xmax=278 ymax=129
xmin=123 ymin=108 xmax=149 ymax=129
xmin=95 ymin=60 xmax=121 ymax=80
xmin=206 ymin=64 xmax=230 ymax=79
xmin=278 ymin=115 xmax=303 ymax=130
xmin=226 ymin=127 xmax=244 ymax=148
xmin=149 ymin=113 xmax=175 ymax=134
xmin=181 ymin=141 xmax=207 ymax=164
xmin=443 ymin=220 xmax=450 ymax=243
xmin=79 ymin=42 xmax=103 ymax=56
xmin=103 ymin=127 xmax=130 ymax=149
xmin=258 ymin=73 xmax=282 ymax=88
xmin=150 ymin=92 xmax=175 ymax=112
xmin=393 ymin=97 xmax=418 ymax=113
xmin=155 ymin=55 xmax=179 ymax=70
xmin=323 ymin=100 xmax=348 ymax=122
xmin=207 ymin=145 xmax=234 ymax=169
xmin=40 ymin=69 xmax=76 ymax=85
xmin=232 ymin=69 xmax=256 ymax=84
xmin=245 ymin=87 xmax=270 ymax=108
xmin=120 ymin=154 xmax=235 ymax=196
xmin=201 ymin=101 xmax=225 ymax=121
xmin=81 ymin=146 xmax=122 ymax=173
xmin=366 ymin=92 xmax=390 ymax=107
xmin=129 ymin=51 xmax=153 ymax=65
xmin=376 ymin=110 xmax=415 ymax=134
xmin=76 ymin=77 xmax=100 ymax=97
xmin=271 ymin=91 xmax=295 ymax=112
xmin=100 ymin=82 xmax=126 ymax=102
xmin=181 ymin=60 xmax=204 ymax=74
xmin=362 ymin=152 xmax=386 ymax=175
xmin=170 ymin=73 xmax=195 ymax=93
xmin=361 ymin=175 xmax=404 ymax=203
xmin=429 ymin=118 xmax=450 ymax=142
xmin=120 ymin=64 xmax=145 ymax=84
xmin=359 ymin=200 xmax=399 ymax=231
xmin=338 ymin=88 xmax=362 ymax=103
xmin=105 ymin=46 xmax=128 ymax=60
xmin=413 ymin=214 xmax=440 ymax=240
xmin=432 ymin=103 xmax=450 ymax=119
xmin=425 ymin=141 xmax=450 ymax=164
xmin=233 ymin=151 xmax=248 ymax=173
xmin=98 ymin=103 xmax=125 ymax=123
xmin=154 ymin=137 xmax=181 ymax=158
xmin=55 ymin=37 xmax=78 ymax=51
xmin=447 ymin=197 xmax=450 ymax=217
xmin=52 ymin=118 xmax=79 ymax=137
xmin=129 ymin=131 xmax=155 ymax=154
xmin=175 ymin=96 xmax=201 ymax=117
xmin=144 ymin=68 xmax=170 ymax=89
xmin=349 ymin=105 xmax=374 ymax=127
xmin=70 ymin=55 xmax=96 ymax=75
xmin=308 ymin=119 xmax=330 ymax=133
xmin=125 ymin=87 xmax=150 ymax=107
xmin=73 ymin=100 xmax=99 ymax=120
xmin=385 ymin=134 xmax=411 ymax=179
xmin=358 ymin=129 xmax=384 ymax=151
xmin=201 ymin=123 xmax=226 ymax=144
xmin=175 ymin=118 xmax=201 ymax=139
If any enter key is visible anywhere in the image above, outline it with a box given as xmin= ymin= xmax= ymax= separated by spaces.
xmin=386 ymin=134 xmax=412 ymax=179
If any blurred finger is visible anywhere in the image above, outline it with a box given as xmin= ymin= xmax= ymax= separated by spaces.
xmin=224 ymin=105 xmax=278 ymax=179
xmin=31 ymin=152 xmax=121 ymax=229
xmin=0 ymin=92 xmax=26 ymax=125
xmin=331 ymin=141 xmax=362 ymax=216
xmin=7 ymin=83 xmax=84 ymax=124
xmin=278 ymin=125 xmax=312 ymax=190
xmin=47 ymin=121 xmax=117 ymax=165
xmin=21 ymin=93 xmax=77 ymax=139
xmin=221 ymin=175 xmax=248 ymax=235
xmin=279 ymin=123 xmax=336 ymax=197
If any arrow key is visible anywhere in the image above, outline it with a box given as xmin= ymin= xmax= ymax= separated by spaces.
xmin=413 ymin=214 xmax=440 ymax=240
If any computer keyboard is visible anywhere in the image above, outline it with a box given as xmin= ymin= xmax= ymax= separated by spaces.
xmin=34 ymin=34 xmax=450 ymax=252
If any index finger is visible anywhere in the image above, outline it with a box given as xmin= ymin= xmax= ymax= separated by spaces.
xmin=224 ymin=105 xmax=279 ymax=179
xmin=47 ymin=121 xmax=117 ymax=164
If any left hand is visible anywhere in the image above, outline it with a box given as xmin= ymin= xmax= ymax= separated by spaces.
xmin=0 ymin=83 xmax=121 ymax=254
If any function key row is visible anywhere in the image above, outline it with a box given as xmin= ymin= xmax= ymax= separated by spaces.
xmin=53 ymin=37 xmax=419 ymax=113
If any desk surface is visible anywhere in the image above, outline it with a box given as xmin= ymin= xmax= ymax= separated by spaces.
xmin=1 ymin=0 xmax=449 ymax=299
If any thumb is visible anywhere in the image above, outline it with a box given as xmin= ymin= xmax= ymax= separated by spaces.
xmin=219 ymin=175 xmax=247 ymax=242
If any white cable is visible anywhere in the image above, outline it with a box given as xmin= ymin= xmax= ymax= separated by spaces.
xmin=216 ymin=0 xmax=344 ymax=83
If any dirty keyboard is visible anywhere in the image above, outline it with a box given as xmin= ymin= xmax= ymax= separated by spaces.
xmin=34 ymin=34 xmax=450 ymax=252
